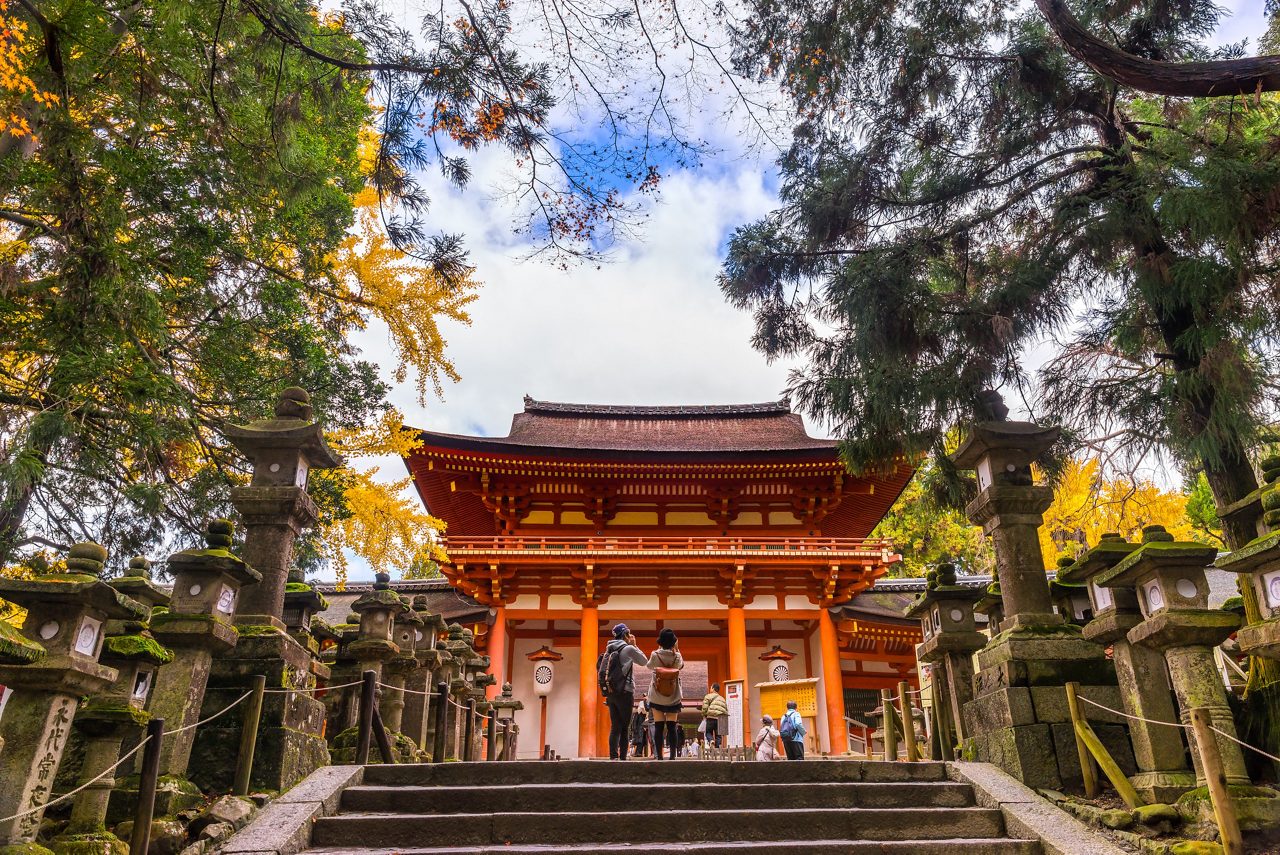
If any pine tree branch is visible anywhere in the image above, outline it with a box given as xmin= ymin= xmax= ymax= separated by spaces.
xmin=1035 ymin=0 xmax=1280 ymax=96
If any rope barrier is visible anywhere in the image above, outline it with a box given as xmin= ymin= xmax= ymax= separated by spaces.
xmin=1078 ymin=693 xmax=1280 ymax=764
xmin=0 ymin=689 xmax=253 ymax=827
xmin=1210 ymin=724 xmax=1280 ymax=765
xmin=262 ymin=678 xmax=364 ymax=695
xmin=0 ymin=736 xmax=151 ymax=825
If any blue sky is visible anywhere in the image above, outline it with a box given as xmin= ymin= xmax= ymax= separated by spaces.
xmin=334 ymin=1 xmax=1271 ymax=583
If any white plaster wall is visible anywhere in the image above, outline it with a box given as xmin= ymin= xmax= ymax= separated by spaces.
xmin=509 ymin=638 xmax=581 ymax=760
xmin=506 ymin=595 xmax=542 ymax=610
xmin=601 ymin=595 xmax=659 ymax=611
xmin=546 ymin=595 xmax=578 ymax=610
xmin=665 ymin=594 xmax=724 ymax=610
xmin=784 ymin=595 xmax=814 ymax=611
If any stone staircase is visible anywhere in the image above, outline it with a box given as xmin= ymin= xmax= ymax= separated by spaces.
xmin=299 ymin=760 xmax=1043 ymax=854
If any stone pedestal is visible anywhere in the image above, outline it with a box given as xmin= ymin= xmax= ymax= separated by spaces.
xmin=193 ymin=576 xmax=332 ymax=793
xmin=953 ymin=421 xmax=1124 ymax=790
xmin=0 ymin=544 xmax=147 ymax=853
xmin=144 ymin=521 xmax=260 ymax=807
xmin=1060 ymin=534 xmax=1194 ymax=803
xmin=1097 ymin=527 xmax=1248 ymax=792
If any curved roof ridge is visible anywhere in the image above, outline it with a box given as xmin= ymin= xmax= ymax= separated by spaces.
xmin=521 ymin=396 xmax=792 ymax=418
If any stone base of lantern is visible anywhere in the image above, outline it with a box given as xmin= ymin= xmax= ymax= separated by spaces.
xmin=108 ymin=774 xmax=203 ymax=823
xmin=0 ymin=844 xmax=55 ymax=855
xmin=1129 ymin=770 xmax=1197 ymax=805
xmin=1237 ymin=618 xmax=1280 ymax=659
xmin=189 ymin=630 xmax=330 ymax=793
xmin=48 ymin=831 xmax=128 ymax=855
xmin=1176 ymin=784 xmax=1280 ymax=831
xmin=964 ymin=626 xmax=1132 ymax=789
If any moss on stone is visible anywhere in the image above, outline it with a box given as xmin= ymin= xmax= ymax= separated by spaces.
xmin=0 ymin=618 xmax=44 ymax=664
xmin=1220 ymin=596 xmax=1245 ymax=615
xmin=78 ymin=701 xmax=149 ymax=727
xmin=236 ymin=624 xmax=285 ymax=638
xmin=1169 ymin=843 xmax=1224 ymax=855
xmin=47 ymin=832 xmax=127 ymax=855
xmin=0 ymin=843 xmax=57 ymax=855
xmin=103 ymin=633 xmax=173 ymax=665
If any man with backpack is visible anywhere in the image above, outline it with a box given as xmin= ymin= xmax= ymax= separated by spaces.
xmin=699 ymin=683 xmax=728 ymax=748
xmin=597 ymin=623 xmax=647 ymax=760
xmin=780 ymin=699 xmax=807 ymax=760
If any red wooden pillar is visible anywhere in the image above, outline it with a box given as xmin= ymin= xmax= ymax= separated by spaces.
xmin=819 ymin=607 xmax=849 ymax=754
xmin=486 ymin=604 xmax=507 ymax=700
xmin=578 ymin=605 xmax=599 ymax=758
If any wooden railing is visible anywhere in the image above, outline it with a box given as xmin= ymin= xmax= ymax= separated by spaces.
xmin=444 ymin=535 xmax=893 ymax=554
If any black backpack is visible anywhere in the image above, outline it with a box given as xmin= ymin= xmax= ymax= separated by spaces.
xmin=597 ymin=647 xmax=628 ymax=696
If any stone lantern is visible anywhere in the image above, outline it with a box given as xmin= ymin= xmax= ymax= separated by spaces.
xmin=146 ymin=520 xmax=261 ymax=790
xmin=904 ymin=562 xmax=986 ymax=754
xmin=1096 ymin=526 xmax=1247 ymax=790
xmin=0 ymin=542 xmax=148 ymax=849
xmin=52 ymin=558 xmax=174 ymax=855
xmin=282 ymin=569 xmax=330 ymax=655
xmin=192 ymin=388 xmax=341 ymax=793
xmin=1058 ymin=534 xmax=1193 ymax=803
xmin=1216 ymin=455 xmax=1280 ymax=659
xmin=951 ymin=415 xmax=1120 ymax=789
xmin=974 ymin=581 xmax=1004 ymax=637
xmin=1049 ymin=572 xmax=1093 ymax=627
xmin=490 ymin=682 xmax=524 ymax=759
xmin=224 ymin=387 xmax=342 ymax=627
xmin=382 ymin=599 xmax=423 ymax=735
xmin=348 ymin=572 xmax=407 ymax=680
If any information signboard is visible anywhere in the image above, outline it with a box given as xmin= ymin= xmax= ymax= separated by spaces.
xmin=724 ymin=679 xmax=745 ymax=747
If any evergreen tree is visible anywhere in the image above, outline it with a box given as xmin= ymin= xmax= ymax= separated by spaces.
xmin=720 ymin=0 xmax=1280 ymax=754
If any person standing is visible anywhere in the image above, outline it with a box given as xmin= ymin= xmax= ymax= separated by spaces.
xmin=780 ymin=699 xmax=807 ymax=760
xmin=598 ymin=623 xmax=648 ymax=760
xmin=646 ymin=627 xmax=684 ymax=759
xmin=699 ymin=683 xmax=728 ymax=748
xmin=630 ymin=699 xmax=649 ymax=758
xmin=754 ymin=715 xmax=782 ymax=761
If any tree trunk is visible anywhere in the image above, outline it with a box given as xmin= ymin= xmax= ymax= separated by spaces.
xmin=1035 ymin=0 xmax=1280 ymax=97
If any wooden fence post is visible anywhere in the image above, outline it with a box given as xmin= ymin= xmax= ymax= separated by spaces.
xmin=1191 ymin=707 xmax=1244 ymax=855
xmin=233 ymin=675 xmax=266 ymax=795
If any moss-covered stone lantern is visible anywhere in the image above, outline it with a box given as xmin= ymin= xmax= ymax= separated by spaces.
xmin=1058 ymin=534 xmax=1193 ymax=803
xmin=382 ymin=600 xmax=423 ymax=734
xmin=146 ymin=520 xmax=261 ymax=787
xmin=348 ymin=572 xmax=407 ymax=681
xmin=282 ymin=569 xmax=330 ymax=655
xmin=1049 ymin=558 xmax=1092 ymax=626
xmin=1216 ymin=455 xmax=1280 ymax=659
xmin=52 ymin=557 xmax=174 ymax=855
xmin=950 ymin=415 xmax=1118 ymax=790
xmin=904 ymin=562 xmax=985 ymax=755
xmin=224 ymin=387 xmax=342 ymax=627
xmin=0 ymin=542 xmax=148 ymax=852
xmin=1097 ymin=525 xmax=1247 ymax=791
xmin=973 ymin=581 xmax=1004 ymax=637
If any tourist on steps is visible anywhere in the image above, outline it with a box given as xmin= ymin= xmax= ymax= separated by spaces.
xmin=699 ymin=683 xmax=728 ymax=748
xmin=780 ymin=700 xmax=807 ymax=760
xmin=599 ymin=623 xmax=648 ymax=761
xmin=646 ymin=627 xmax=684 ymax=759
xmin=754 ymin=714 xmax=782 ymax=761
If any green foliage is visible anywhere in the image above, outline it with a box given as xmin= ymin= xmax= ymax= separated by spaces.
xmin=0 ymin=1 xmax=378 ymax=569
xmin=1184 ymin=472 xmax=1223 ymax=546
xmin=872 ymin=459 xmax=993 ymax=577
xmin=720 ymin=0 xmax=1280 ymax=525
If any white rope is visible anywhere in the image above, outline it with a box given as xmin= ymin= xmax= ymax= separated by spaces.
xmin=1209 ymin=724 xmax=1280 ymax=765
xmin=0 ymin=736 xmax=151 ymax=825
xmin=1078 ymin=693 xmax=1280 ymax=765
xmin=262 ymin=678 xmax=364 ymax=695
xmin=163 ymin=691 xmax=253 ymax=736
xmin=1076 ymin=695 xmax=1190 ymax=729
xmin=0 ymin=689 xmax=250 ymax=828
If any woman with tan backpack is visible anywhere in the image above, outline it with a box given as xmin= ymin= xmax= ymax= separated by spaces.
xmin=646 ymin=627 xmax=683 ymax=759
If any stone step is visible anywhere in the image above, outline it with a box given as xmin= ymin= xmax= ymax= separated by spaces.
xmin=360 ymin=759 xmax=951 ymax=787
xmin=309 ymin=807 xmax=1010 ymax=848
xmin=341 ymin=781 xmax=977 ymax=813
xmin=302 ymin=840 xmax=1042 ymax=855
